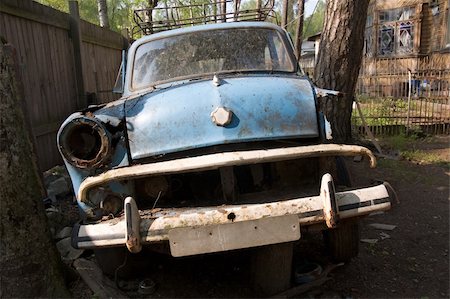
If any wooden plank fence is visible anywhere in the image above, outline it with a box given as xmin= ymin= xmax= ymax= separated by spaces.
xmin=0 ymin=0 xmax=127 ymax=171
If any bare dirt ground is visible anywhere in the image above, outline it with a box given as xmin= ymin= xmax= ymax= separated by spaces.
xmin=69 ymin=135 xmax=449 ymax=298
xmin=319 ymin=135 xmax=449 ymax=298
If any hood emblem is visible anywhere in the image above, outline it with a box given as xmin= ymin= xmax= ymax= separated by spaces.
xmin=212 ymin=74 xmax=221 ymax=86
xmin=211 ymin=107 xmax=233 ymax=126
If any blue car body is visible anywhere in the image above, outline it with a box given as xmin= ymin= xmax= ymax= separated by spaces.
xmin=58 ymin=22 xmax=322 ymax=217
xmin=125 ymin=75 xmax=318 ymax=160
xmin=57 ymin=21 xmax=391 ymax=258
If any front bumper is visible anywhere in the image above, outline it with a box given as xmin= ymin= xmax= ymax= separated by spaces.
xmin=73 ymin=173 xmax=391 ymax=257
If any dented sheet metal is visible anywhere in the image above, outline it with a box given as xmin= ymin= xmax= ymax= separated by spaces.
xmin=78 ymin=144 xmax=377 ymax=202
xmin=125 ymin=76 xmax=319 ymax=160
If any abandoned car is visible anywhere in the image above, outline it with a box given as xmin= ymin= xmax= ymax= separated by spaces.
xmin=58 ymin=22 xmax=391 ymax=265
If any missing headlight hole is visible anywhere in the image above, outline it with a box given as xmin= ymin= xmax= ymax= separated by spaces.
xmin=59 ymin=117 xmax=112 ymax=168
xmin=67 ymin=124 xmax=102 ymax=161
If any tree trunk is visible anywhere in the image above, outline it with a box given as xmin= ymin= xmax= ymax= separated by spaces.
xmin=281 ymin=0 xmax=289 ymax=29
xmin=220 ymin=0 xmax=227 ymax=22
xmin=313 ymin=0 xmax=369 ymax=142
xmin=97 ymin=0 xmax=110 ymax=28
xmin=0 ymin=42 xmax=69 ymax=297
xmin=145 ymin=0 xmax=159 ymax=34
xmin=256 ymin=0 xmax=262 ymax=20
xmin=294 ymin=0 xmax=305 ymax=60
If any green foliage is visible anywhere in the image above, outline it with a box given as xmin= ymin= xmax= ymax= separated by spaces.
xmin=158 ymin=0 xmax=220 ymax=23
xmin=37 ymin=0 xmax=69 ymax=12
xmin=401 ymin=150 xmax=447 ymax=165
xmin=381 ymin=134 xmax=412 ymax=151
xmin=379 ymin=134 xmax=448 ymax=166
xmin=352 ymin=97 xmax=419 ymax=126
xmin=37 ymin=0 xmax=322 ymax=36
xmin=303 ymin=0 xmax=325 ymax=38
xmin=240 ymin=0 xmax=257 ymax=11
xmin=36 ymin=0 xmax=147 ymax=32
xmin=271 ymin=0 xmax=309 ymax=37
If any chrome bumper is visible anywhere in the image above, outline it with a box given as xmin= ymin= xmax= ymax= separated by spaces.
xmin=72 ymin=173 xmax=391 ymax=257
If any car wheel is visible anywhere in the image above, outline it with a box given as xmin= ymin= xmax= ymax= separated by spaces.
xmin=323 ymin=219 xmax=360 ymax=263
xmin=335 ymin=156 xmax=352 ymax=187
xmin=94 ymin=247 xmax=134 ymax=278
xmin=250 ymin=242 xmax=294 ymax=296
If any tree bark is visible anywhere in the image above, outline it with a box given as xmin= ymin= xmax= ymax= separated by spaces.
xmin=0 ymin=42 xmax=69 ymax=297
xmin=256 ymin=0 xmax=262 ymax=20
xmin=97 ymin=0 xmax=110 ymax=28
xmin=281 ymin=0 xmax=289 ymax=29
xmin=294 ymin=0 xmax=305 ymax=60
xmin=314 ymin=0 xmax=369 ymax=142
xmin=220 ymin=0 xmax=227 ymax=22
xmin=145 ymin=0 xmax=159 ymax=34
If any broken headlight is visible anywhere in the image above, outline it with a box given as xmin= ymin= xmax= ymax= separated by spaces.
xmin=58 ymin=116 xmax=112 ymax=169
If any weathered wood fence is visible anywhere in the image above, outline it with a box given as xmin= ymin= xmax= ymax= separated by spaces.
xmin=0 ymin=0 xmax=127 ymax=171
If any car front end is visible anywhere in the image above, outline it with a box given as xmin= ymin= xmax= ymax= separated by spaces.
xmin=58 ymin=22 xmax=391 ymax=257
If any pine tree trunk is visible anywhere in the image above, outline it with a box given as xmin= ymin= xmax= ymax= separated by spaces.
xmin=281 ymin=0 xmax=289 ymax=29
xmin=97 ymin=0 xmax=110 ymax=28
xmin=0 ymin=42 xmax=69 ymax=297
xmin=313 ymin=0 xmax=369 ymax=142
xmin=294 ymin=0 xmax=305 ymax=60
xmin=220 ymin=0 xmax=227 ymax=22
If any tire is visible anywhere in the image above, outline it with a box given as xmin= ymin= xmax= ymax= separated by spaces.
xmin=323 ymin=219 xmax=360 ymax=263
xmin=335 ymin=156 xmax=352 ymax=187
xmin=94 ymin=246 xmax=163 ymax=278
xmin=94 ymin=247 xmax=133 ymax=277
xmin=250 ymin=242 xmax=294 ymax=296
xmin=323 ymin=157 xmax=359 ymax=262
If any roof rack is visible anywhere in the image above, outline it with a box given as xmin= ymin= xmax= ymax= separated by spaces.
xmin=132 ymin=0 xmax=275 ymax=37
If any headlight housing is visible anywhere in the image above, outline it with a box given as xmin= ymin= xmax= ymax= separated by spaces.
xmin=58 ymin=116 xmax=112 ymax=168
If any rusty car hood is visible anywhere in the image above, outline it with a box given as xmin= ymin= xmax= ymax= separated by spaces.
xmin=124 ymin=75 xmax=318 ymax=160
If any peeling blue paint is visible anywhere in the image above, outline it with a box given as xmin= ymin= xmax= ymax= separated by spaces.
xmin=125 ymin=75 xmax=318 ymax=160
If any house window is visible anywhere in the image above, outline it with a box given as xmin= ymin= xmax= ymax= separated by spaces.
xmin=364 ymin=15 xmax=374 ymax=57
xmin=378 ymin=7 xmax=416 ymax=56
xmin=379 ymin=24 xmax=395 ymax=55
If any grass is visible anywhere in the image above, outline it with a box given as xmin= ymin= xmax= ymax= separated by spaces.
xmin=377 ymin=133 xmax=449 ymax=166
xmin=381 ymin=134 xmax=412 ymax=151
xmin=401 ymin=150 xmax=447 ymax=164
xmin=377 ymin=154 xmax=448 ymax=186
xmin=377 ymin=158 xmax=412 ymax=179
xmin=352 ymin=97 xmax=445 ymax=127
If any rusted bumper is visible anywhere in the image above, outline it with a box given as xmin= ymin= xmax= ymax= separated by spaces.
xmin=72 ymin=174 xmax=391 ymax=256
xmin=77 ymin=144 xmax=377 ymax=203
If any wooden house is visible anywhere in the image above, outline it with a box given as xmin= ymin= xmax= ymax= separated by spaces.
xmin=359 ymin=0 xmax=450 ymax=98
xmin=299 ymin=0 xmax=450 ymax=99
xmin=299 ymin=33 xmax=321 ymax=76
